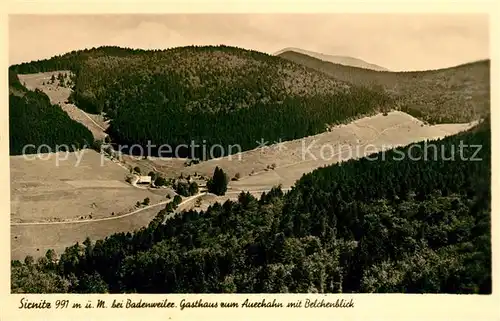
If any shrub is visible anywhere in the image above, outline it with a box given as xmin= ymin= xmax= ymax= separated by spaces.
xmin=148 ymin=171 xmax=157 ymax=180
xmin=189 ymin=181 xmax=199 ymax=195
xmin=174 ymin=180 xmax=199 ymax=197
xmin=174 ymin=181 xmax=190 ymax=197
xmin=173 ymin=195 xmax=182 ymax=205
xmin=92 ymin=140 xmax=104 ymax=152
xmin=155 ymin=176 xmax=168 ymax=187
xmin=165 ymin=202 xmax=175 ymax=212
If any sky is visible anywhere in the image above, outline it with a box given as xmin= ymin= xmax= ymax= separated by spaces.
xmin=9 ymin=14 xmax=489 ymax=71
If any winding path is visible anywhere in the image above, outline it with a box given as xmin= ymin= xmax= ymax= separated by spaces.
xmin=10 ymin=187 xmax=291 ymax=227
xmin=11 ymin=193 xmax=205 ymax=226
xmin=80 ymin=110 xmax=107 ymax=132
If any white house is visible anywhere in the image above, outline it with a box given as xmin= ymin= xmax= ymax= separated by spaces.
xmin=137 ymin=176 xmax=152 ymax=184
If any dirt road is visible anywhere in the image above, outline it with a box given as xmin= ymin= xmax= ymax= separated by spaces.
xmin=11 ymin=187 xmax=287 ymax=260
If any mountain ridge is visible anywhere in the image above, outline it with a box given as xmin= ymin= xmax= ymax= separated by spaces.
xmin=277 ymin=50 xmax=490 ymax=124
xmin=9 ymin=45 xmax=391 ymax=159
xmin=274 ymin=47 xmax=389 ymax=71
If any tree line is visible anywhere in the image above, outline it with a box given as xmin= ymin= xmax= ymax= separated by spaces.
xmin=11 ymin=120 xmax=491 ymax=293
xmin=278 ymin=50 xmax=490 ymax=124
xmin=9 ymin=71 xmax=94 ymax=156
xmin=10 ymin=45 xmax=392 ymax=159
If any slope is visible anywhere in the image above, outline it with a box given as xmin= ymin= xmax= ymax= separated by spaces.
xmin=17 ymin=71 xmax=109 ymax=141
xmin=11 ymin=119 xmax=490 ymax=294
xmin=278 ymin=50 xmax=490 ymax=124
xmin=9 ymin=70 xmax=94 ymax=156
xmin=164 ymin=111 xmax=478 ymax=189
xmin=274 ymin=47 xmax=388 ymax=71
xmin=10 ymin=45 xmax=392 ymax=159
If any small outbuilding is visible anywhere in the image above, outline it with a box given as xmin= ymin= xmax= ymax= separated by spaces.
xmin=137 ymin=176 xmax=152 ymax=184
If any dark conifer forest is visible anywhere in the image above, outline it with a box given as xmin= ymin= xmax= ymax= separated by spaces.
xmin=278 ymin=50 xmax=490 ymax=124
xmin=10 ymin=46 xmax=391 ymax=158
xmin=8 ymin=44 xmax=491 ymax=294
xmin=9 ymin=70 xmax=94 ymax=155
xmin=11 ymin=120 xmax=491 ymax=294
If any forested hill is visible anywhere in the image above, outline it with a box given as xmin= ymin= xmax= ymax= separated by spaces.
xmin=278 ymin=50 xmax=490 ymax=124
xmin=10 ymin=46 xmax=148 ymax=74
xmin=10 ymin=45 xmax=391 ymax=158
xmin=274 ymin=48 xmax=389 ymax=71
xmin=9 ymin=70 xmax=94 ymax=155
xmin=11 ymin=120 xmax=490 ymax=293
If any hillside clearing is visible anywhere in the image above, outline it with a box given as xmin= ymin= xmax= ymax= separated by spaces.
xmin=148 ymin=111 xmax=477 ymax=188
xmin=10 ymin=149 xmax=165 ymax=225
xmin=11 ymin=46 xmax=390 ymax=159
xmin=10 ymin=110 xmax=476 ymax=260
xmin=18 ymin=71 xmax=108 ymax=140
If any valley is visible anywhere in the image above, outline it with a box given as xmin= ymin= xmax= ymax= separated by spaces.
xmin=9 ymin=102 xmax=476 ymax=260
xmin=8 ymin=43 xmax=491 ymax=294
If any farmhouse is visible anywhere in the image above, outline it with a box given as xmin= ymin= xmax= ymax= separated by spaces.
xmin=137 ymin=176 xmax=152 ymax=184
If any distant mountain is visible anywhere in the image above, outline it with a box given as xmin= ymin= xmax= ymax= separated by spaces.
xmin=275 ymin=47 xmax=389 ymax=71
xmin=10 ymin=47 xmax=491 ymax=296
xmin=278 ymin=50 xmax=490 ymax=124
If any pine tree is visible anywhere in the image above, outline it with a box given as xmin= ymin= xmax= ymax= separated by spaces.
xmin=207 ymin=167 xmax=228 ymax=196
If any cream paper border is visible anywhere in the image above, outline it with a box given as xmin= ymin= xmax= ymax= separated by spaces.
xmin=0 ymin=1 xmax=498 ymax=320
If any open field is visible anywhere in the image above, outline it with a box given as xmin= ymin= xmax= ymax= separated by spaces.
xmin=18 ymin=71 xmax=108 ymax=140
xmin=10 ymin=74 xmax=478 ymax=262
xmin=16 ymin=70 xmax=478 ymax=188
xmin=121 ymin=154 xmax=188 ymax=178
xmin=145 ymin=111 xmax=478 ymax=189
xmin=231 ymin=112 xmax=477 ymax=189
xmin=10 ymin=149 xmax=165 ymax=224
xmin=12 ymin=204 xmax=162 ymax=261
xmin=11 ymin=192 xmax=202 ymax=261
xmin=10 ymin=148 xmax=173 ymax=260
xmin=10 ymin=111 xmax=476 ymax=261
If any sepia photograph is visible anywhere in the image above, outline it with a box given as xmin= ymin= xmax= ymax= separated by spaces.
xmin=7 ymin=13 xmax=491 ymax=297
